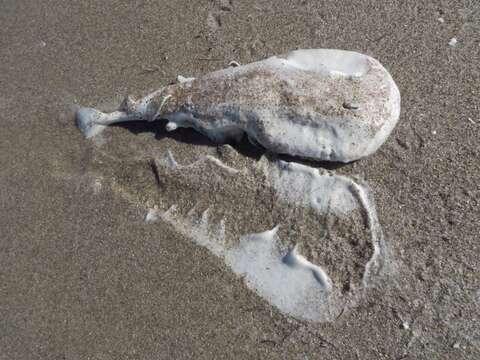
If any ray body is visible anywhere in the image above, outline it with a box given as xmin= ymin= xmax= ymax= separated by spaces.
xmin=76 ymin=49 xmax=400 ymax=162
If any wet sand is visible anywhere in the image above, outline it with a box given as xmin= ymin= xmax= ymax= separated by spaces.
xmin=1 ymin=0 xmax=479 ymax=358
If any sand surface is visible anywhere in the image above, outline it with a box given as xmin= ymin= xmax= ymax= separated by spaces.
xmin=1 ymin=0 xmax=479 ymax=359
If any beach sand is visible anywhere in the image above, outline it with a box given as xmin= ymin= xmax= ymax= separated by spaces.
xmin=1 ymin=0 xmax=479 ymax=358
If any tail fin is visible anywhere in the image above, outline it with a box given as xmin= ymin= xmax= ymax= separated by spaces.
xmin=75 ymin=107 xmax=108 ymax=138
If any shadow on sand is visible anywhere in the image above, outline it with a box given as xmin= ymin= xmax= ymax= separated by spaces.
xmin=114 ymin=119 xmax=351 ymax=171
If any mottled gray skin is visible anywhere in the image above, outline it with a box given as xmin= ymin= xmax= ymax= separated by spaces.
xmin=79 ymin=49 xmax=401 ymax=162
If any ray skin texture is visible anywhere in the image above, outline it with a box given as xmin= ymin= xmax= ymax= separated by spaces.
xmin=76 ymin=49 xmax=400 ymax=162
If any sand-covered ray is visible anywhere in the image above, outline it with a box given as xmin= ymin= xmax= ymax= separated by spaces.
xmin=76 ymin=49 xmax=400 ymax=162
xmin=74 ymin=141 xmax=395 ymax=322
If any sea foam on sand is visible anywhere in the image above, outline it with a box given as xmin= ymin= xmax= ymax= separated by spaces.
xmin=145 ymin=155 xmax=394 ymax=322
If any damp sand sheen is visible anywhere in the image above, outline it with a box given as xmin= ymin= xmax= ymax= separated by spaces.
xmin=76 ymin=49 xmax=400 ymax=322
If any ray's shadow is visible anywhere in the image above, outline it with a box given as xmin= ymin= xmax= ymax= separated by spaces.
xmin=114 ymin=120 xmax=350 ymax=171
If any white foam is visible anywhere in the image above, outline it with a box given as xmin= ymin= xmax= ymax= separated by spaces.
xmin=265 ymin=159 xmax=392 ymax=289
xmin=92 ymin=178 xmax=103 ymax=194
xmin=145 ymin=156 xmax=392 ymax=322
xmin=159 ymin=205 xmax=226 ymax=257
xmin=176 ymin=75 xmax=195 ymax=83
xmin=156 ymin=149 xmax=240 ymax=175
xmin=284 ymin=49 xmax=368 ymax=77
xmin=284 ymin=161 xmax=392 ymax=283
xmin=156 ymin=207 xmax=335 ymax=321
xmin=283 ymin=245 xmax=332 ymax=290
xmin=145 ymin=207 xmax=161 ymax=223
xmin=164 ymin=150 xmax=178 ymax=169
xmin=344 ymin=175 xmax=387 ymax=288
xmin=204 ymin=155 xmax=240 ymax=175
xmin=268 ymin=160 xmax=358 ymax=214
xmin=227 ymin=227 xmax=334 ymax=321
